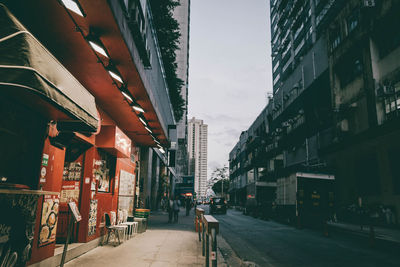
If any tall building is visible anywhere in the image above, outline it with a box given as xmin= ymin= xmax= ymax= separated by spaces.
xmin=229 ymin=0 xmax=400 ymax=224
xmin=188 ymin=117 xmax=208 ymax=199
xmin=173 ymin=0 xmax=190 ymax=181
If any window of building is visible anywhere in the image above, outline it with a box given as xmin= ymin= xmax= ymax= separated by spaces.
xmin=336 ymin=53 xmax=363 ymax=88
xmin=346 ymin=8 xmax=359 ymax=34
xmin=330 ymin=26 xmax=341 ymax=51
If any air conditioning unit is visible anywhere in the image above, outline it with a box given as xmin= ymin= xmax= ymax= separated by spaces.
xmin=363 ymin=0 xmax=375 ymax=7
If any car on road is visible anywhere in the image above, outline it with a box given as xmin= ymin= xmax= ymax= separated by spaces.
xmin=210 ymin=197 xmax=227 ymax=214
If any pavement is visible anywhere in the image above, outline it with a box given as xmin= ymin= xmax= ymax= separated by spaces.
xmin=327 ymin=221 xmax=400 ymax=248
xmin=64 ymin=208 xmax=238 ymax=267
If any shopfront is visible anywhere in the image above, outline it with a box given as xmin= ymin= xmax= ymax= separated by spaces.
xmin=0 ymin=5 xmax=99 ymax=266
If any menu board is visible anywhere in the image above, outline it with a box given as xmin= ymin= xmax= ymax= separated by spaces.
xmin=88 ymin=200 xmax=97 ymax=236
xmin=60 ymin=182 xmax=80 ymax=203
xmin=39 ymin=195 xmax=59 ymax=247
xmin=119 ymin=170 xmax=135 ymax=196
xmin=63 ymin=162 xmax=82 ymax=181
xmin=68 ymin=201 xmax=82 ymax=222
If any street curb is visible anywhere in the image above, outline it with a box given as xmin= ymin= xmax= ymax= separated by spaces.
xmin=217 ymin=234 xmax=259 ymax=267
xmin=328 ymin=224 xmax=400 ymax=251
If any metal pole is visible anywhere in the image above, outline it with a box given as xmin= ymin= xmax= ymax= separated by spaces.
xmin=198 ymin=216 xmax=201 ymax=242
xmin=205 ymin=231 xmax=209 ymax=267
xmin=60 ymin=215 xmax=74 ymax=267
xmin=211 ymin=228 xmax=217 ymax=267
xmin=202 ymin=221 xmax=205 ymax=256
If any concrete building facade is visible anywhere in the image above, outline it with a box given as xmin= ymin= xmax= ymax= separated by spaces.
xmin=173 ymin=0 xmax=190 ymax=181
xmin=229 ymin=0 xmax=400 ymax=226
xmin=188 ymin=117 xmax=208 ymax=199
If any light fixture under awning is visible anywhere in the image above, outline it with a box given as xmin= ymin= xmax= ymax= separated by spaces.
xmin=0 ymin=4 xmax=99 ymax=133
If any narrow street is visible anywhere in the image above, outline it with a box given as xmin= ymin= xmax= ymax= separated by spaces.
xmin=198 ymin=205 xmax=400 ymax=267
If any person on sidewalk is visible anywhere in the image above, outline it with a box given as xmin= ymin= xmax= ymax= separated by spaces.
xmin=173 ymin=196 xmax=180 ymax=223
xmin=168 ymin=198 xmax=174 ymax=223
xmin=185 ymin=197 xmax=192 ymax=216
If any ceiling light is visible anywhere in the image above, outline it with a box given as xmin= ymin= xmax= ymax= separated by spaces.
xmin=61 ymin=0 xmax=85 ymax=17
xmin=88 ymin=41 xmax=108 ymax=58
xmin=121 ymin=91 xmax=133 ymax=102
xmin=108 ymin=70 xmax=123 ymax=84
xmin=139 ymin=117 xmax=147 ymax=126
xmin=132 ymin=105 xmax=145 ymax=113
xmin=145 ymin=126 xmax=152 ymax=133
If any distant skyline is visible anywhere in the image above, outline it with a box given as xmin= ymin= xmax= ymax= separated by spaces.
xmin=188 ymin=0 xmax=272 ymax=178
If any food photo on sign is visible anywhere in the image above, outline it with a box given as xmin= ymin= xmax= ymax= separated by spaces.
xmin=39 ymin=195 xmax=59 ymax=246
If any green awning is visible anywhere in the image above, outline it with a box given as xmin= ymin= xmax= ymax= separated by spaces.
xmin=0 ymin=4 xmax=99 ymax=133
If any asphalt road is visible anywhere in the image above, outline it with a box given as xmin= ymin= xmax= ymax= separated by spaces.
xmin=198 ymin=205 xmax=400 ymax=267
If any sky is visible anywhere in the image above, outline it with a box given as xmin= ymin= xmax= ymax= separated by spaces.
xmin=188 ymin=0 xmax=273 ymax=179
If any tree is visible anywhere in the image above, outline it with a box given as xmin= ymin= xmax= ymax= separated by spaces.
xmin=211 ymin=166 xmax=229 ymax=196
xmin=149 ymin=0 xmax=185 ymax=121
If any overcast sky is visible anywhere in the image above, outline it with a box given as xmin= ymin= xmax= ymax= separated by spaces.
xmin=188 ymin=0 xmax=272 ymax=178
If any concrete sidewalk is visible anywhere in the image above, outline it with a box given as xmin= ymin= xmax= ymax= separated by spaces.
xmin=65 ymin=209 xmax=203 ymax=267
xmin=328 ymin=221 xmax=400 ymax=248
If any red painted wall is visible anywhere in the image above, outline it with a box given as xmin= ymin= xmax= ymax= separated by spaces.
xmin=28 ymin=138 xmax=66 ymax=265
xmin=28 ymin=108 xmax=137 ymax=264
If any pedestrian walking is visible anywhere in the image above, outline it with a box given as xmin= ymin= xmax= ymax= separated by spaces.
xmin=185 ymin=197 xmax=192 ymax=216
xmin=173 ymin=196 xmax=180 ymax=223
xmin=168 ymin=198 xmax=173 ymax=223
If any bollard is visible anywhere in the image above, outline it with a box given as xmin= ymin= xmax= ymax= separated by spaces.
xmin=205 ymin=229 xmax=210 ymax=267
xmin=211 ymin=228 xmax=217 ymax=267
xmin=196 ymin=208 xmax=204 ymax=242
xmin=202 ymin=216 xmax=205 ymax=256
xmin=201 ymin=215 xmax=219 ymax=267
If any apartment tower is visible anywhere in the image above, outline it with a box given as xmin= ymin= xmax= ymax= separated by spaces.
xmin=187 ymin=117 xmax=208 ymax=199
xmin=173 ymin=0 xmax=190 ymax=181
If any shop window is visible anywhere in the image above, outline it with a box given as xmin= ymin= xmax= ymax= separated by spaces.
xmin=95 ymin=149 xmax=116 ymax=193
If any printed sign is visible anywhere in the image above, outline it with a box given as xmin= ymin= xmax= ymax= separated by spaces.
xmin=39 ymin=195 xmax=59 ymax=246
xmin=88 ymin=200 xmax=98 ymax=236
xmin=42 ymin=154 xmax=49 ymax=166
xmin=68 ymin=201 xmax=82 ymax=222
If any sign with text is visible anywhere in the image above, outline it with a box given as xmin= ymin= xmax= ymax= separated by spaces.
xmin=68 ymin=201 xmax=82 ymax=222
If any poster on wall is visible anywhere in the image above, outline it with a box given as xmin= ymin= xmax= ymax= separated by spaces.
xmin=38 ymin=195 xmax=59 ymax=247
xmin=59 ymin=182 xmax=80 ymax=203
xmin=93 ymin=159 xmax=110 ymax=192
xmin=118 ymin=170 xmax=135 ymax=216
xmin=63 ymin=162 xmax=82 ymax=181
xmin=88 ymin=200 xmax=98 ymax=236
xmin=119 ymin=170 xmax=135 ymax=196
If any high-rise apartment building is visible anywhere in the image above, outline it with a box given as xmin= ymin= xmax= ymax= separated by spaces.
xmin=187 ymin=117 xmax=208 ymax=199
xmin=173 ymin=0 xmax=190 ymax=181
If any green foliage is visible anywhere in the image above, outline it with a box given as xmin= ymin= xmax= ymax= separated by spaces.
xmin=212 ymin=179 xmax=230 ymax=194
xmin=211 ymin=166 xmax=229 ymax=195
xmin=149 ymin=0 xmax=185 ymax=121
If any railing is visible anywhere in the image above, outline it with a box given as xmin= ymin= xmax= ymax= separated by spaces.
xmin=195 ymin=208 xmax=219 ymax=267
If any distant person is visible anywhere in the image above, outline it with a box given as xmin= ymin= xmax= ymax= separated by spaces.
xmin=168 ymin=198 xmax=174 ymax=223
xmin=173 ymin=196 xmax=180 ymax=223
xmin=185 ymin=197 xmax=192 ymax=216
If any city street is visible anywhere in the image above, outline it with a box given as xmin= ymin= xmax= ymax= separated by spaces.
xmin=197 ymin=205 xmax=400 ymax=267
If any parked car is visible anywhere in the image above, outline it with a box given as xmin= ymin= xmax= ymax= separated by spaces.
xmin=210 ymin=197 xmax=227 ymax=214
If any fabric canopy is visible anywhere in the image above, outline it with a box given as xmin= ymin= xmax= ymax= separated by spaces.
xmin=0 ymin=4 xmax=99 ymax=133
